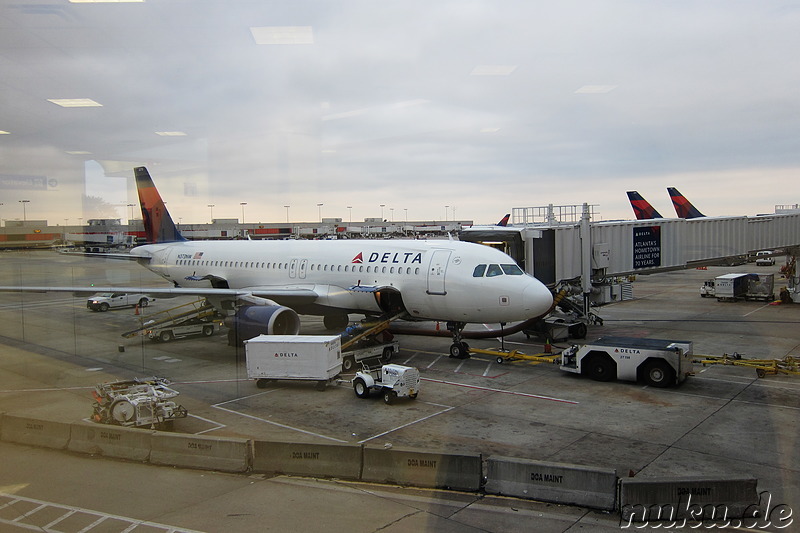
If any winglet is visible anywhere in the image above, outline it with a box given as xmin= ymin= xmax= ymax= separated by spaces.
xmin=496 ymin=214 xmax=511 ymax=227
xmin=134 ymin=167 xmax=187 ymax=243
xmin=626 ymin=191 xmax=664 ymax=220
xmin=667 ymin=187 xmax=705 ymax=218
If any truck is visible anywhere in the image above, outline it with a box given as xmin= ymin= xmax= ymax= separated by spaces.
xmin=708 ymin=273 xmax=775 ymax=302
xmin=145 ymin=319 xmax=221 ymax=342
xmin=560 ymin=336 xmax=694 ymax=387
xmin=754 ymin=251 xmax=776 ymax=266
xmin=245 ymin=335 xmax=342 ymax=390
xmin=87 ymin=292 xmax=152 ymax=312
xmin=352 ymin=363 xmax=421 ymax=404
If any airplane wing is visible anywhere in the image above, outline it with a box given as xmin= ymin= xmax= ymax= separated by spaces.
xmin=0 ymin=285 xmax=320 ymax=306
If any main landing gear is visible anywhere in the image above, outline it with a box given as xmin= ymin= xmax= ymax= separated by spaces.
xmin=447 ymin=321 xmax=470 ymax=359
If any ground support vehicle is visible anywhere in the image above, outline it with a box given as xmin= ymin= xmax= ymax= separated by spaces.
xmin=352 ymin=363 xmax=421 ymax=404
xmin=146 ymin=319 xmax=220 ymax=342
xmin=87 ymin=292 xmax=152 ymax=312
xmin=246 ymin=335 xmax=342 ymax=390
xmin=341 ymin=341 xmax=398 ymax=372
xmin=339 ymin=312 xmax=404 ymax=372
xmin=699 ymin=279 xmax=716 ymax=297
xmin=695 ymin=353 xmax=800 ymax=378
xmin=755 ymin=251 xmax=776 ymax=266
xmin=121 ymin=298 xmax=222 ymax=342
xmin=560 ymin=336 xmax=694 ymax=387
xmin=91 ymin=377 xmax=187 ymax=429
xmin=471 ymin=346 xmax=561 ymax=365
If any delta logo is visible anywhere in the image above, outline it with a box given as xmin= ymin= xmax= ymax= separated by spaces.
xmin=351 ymin=252 xmax=424 ymax=264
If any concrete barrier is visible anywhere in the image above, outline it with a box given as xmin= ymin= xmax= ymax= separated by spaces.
xmin=484 ymin=456 xmax=617 ymax=510
xmin=150 ymin=432 xmax=250 ymax=473
xmin=362 ymin=445 xmax=481 ymax=491
xmin=252 ymin=440 xmax=362 ymax=480
xmin=68 ymin=422 xmax=152 ymax=461
xmin=620 ymin=477 xmax=759 ymax=522
xmin=0 ymin=415 xmax=71 ymax=450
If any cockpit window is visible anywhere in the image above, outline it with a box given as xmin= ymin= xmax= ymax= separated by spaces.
xmin=486 ymin=264 xmax=503 ymax=277
xmin=473 ymin=264 xmax=487 ymax=277
xmin=501 ymin=264 xmax=524 ymax=275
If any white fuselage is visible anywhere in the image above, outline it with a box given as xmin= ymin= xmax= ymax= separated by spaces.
xmin=131 ymin=238 xmax=552 ymax=324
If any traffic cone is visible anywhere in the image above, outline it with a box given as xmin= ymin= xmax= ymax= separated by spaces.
xmin=544 ymin=339 xmax=552 ymax=353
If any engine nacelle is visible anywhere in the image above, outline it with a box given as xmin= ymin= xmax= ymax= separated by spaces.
xmin=224 ymin=304 xmax=301 ymax=345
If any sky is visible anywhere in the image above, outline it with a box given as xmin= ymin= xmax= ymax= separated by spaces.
xmin=1 ymin=0 xmax=799 ymax=226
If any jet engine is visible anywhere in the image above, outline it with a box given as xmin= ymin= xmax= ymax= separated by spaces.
xmin=224 ymin=304 xmax=301 ymax=346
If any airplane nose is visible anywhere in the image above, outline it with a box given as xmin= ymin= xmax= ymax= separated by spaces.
xmin=522 ymin=279 xmax=554 ymax=317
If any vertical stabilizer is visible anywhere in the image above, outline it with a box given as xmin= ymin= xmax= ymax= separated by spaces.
xmin=668 ymin=187 xmax=705 ymax=218
xmin=626 ymin=191 xmax=664 ymax=220
xmin=134 ymin=167 xmax=186 ymax=243
xmin=496 ymin=214 xmax=511 ymax=226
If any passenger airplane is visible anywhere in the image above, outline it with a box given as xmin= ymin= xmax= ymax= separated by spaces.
xmin=0 ymin=167 xmax=554 ymax=358
xmin=626 ymin=191 xmax=664 ymax=220
xmin=667 ymin=187 xmax=705 ymax=218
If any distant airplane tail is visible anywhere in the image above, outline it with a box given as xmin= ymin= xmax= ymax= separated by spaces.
xmin=134 ymin=166 xmax=186 ymax=243
xmin=626 ymin=191 xmax=664 ymax=220
xmin=668 ymin=187 xmax=705 ymax=218
xmin=496 ymin=214 xmax=511 ymax=226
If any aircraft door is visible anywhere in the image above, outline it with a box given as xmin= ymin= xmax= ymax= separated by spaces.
xmin=299 ymin=259 xmax=308 ymax=279
xmin=289 ymin=259 xmax=298 ymax=279
xmin=427 ymin=250 xmax=451 ymax=295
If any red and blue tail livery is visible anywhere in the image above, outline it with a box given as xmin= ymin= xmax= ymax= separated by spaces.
xmin=667 ymin=187 xmax=705 ymax=219
xmin=626 ymin=191 xmax=664 ymax=220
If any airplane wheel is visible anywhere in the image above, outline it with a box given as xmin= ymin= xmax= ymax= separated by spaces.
xmin=353 ymin=378 xmax=370 ymax=398
xmin=449 ymin=342 xmax=470 ymax=359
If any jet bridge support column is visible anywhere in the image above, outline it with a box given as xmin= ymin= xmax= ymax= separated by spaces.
xmin=580 ymin=203 xmax=592 ymax=318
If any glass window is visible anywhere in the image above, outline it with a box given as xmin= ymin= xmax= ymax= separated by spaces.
xmin=501 ymin=264 xmax=524 ymax=275
xmin=473 ymin=264 xmax=487 ymax=277
xmin=486 ymin=264 xmax=503 ymax=277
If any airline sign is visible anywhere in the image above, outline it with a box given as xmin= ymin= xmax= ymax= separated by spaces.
xmin=352 ymin=252 xmax=424 ymax=264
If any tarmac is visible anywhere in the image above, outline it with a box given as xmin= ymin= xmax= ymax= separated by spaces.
xmin=0 ymin=250 xmax=798 ymax=532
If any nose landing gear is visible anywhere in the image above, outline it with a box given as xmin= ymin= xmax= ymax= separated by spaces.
xmin=446 ymin=322 xmax=470 ymax=359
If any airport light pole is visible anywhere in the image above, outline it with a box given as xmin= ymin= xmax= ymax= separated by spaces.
xmin=444 ymin=205 xmax=449 ymax=222
xmin=284 ymin=205 xmax=290 ymax=223
xmin=380 ymin=204 xmax=385 ymax=221
xmin=390 ymin=208 xmax=394 ymax=222
xmin=240 ymin=202 xmax=247 ymax=224
xmin=317 ymin=203 xmax=323 ymax=222
xmin=207 ymin=204 xmax=215 ymax=222
xmin=19 ymin=200 xmax=30 ymax=222
xmin=347 ymin=206 xmax=352 ymax=225
xmin=127 ymin=203 xmax=136 ymax=224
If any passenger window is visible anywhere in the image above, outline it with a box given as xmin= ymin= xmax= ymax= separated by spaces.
xmin=473 ymin=264 xmax=487 ymax=277
xmin=486 ymin=264 xmax=503 ymax=277
xmin=501 ymin=264 xmax=523 ymax=275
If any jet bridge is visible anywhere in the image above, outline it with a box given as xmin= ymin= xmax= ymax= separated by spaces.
xmin=460 ymin=205 xmax=800 ymax=311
